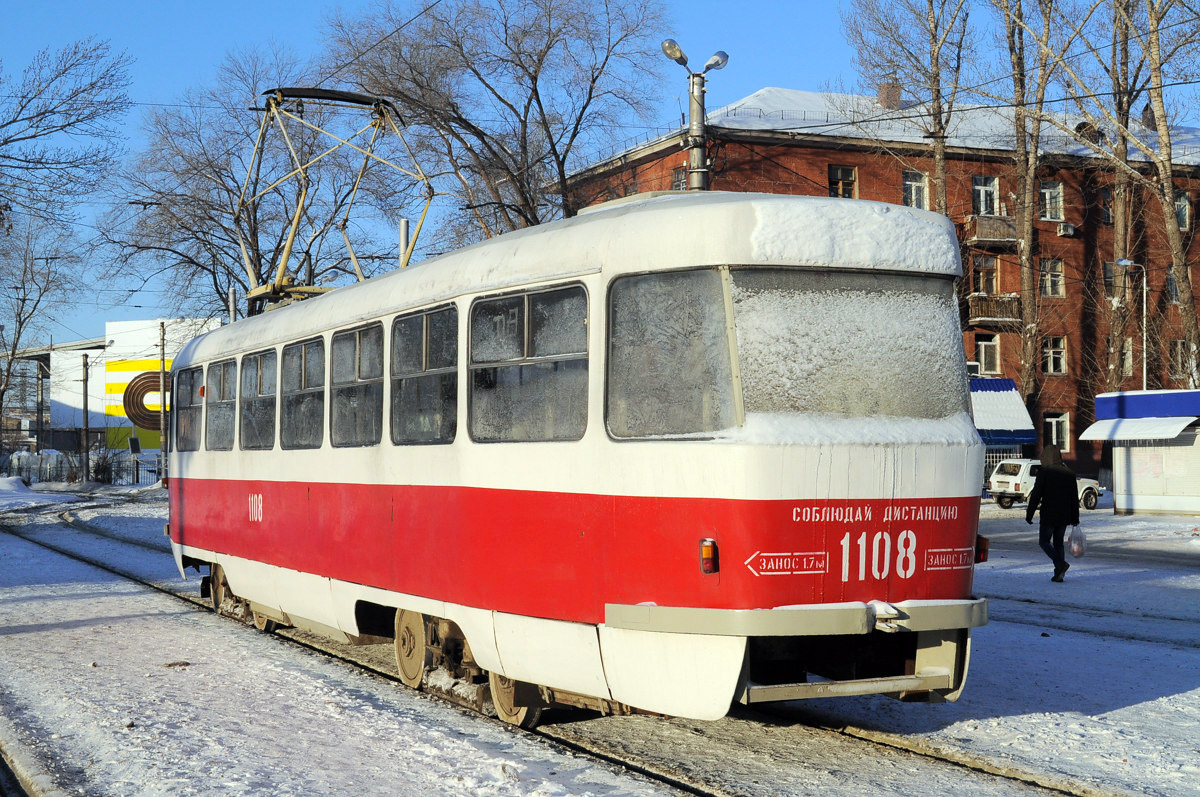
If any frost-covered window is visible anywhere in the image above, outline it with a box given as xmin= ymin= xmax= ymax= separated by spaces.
xmin=239 ymin=349 xmax=276 ymax=451
xmin=730 ymin=269 xmax=967 ymax=420
xmin=972 ymin=175 xmax=998 ymax=216
xmin=607 ymin=270 xmax=733 ymax=438
xmin=1041 ymin=336 xmax=1067 ymax=375
xmin=1039 ymin=181 xmax=1064 ymax=221
xmin=1039 ymin=258 xmax=1065 ymax=297
xmin=828 ymin=165 xmax=856 ymax=198
xmin=205 ymin=359 xmax=236 ymax=451
xmin=470 ymin=286 xmax=587 ymax=442
xmin=281 ymin=338 xmax=325 ymax=449
xmin=1043 ymin=411 xmax=1069 ymax=452
xmin=331 ymin=324 xmax=384 ymax=447
xmin=976 ymin=334 xmax=1000 ymax=375
xmin=175 ymin=367 xmax=203 ymax=452
xmin=902 ymin=170 xmax=928 ymax=210
xmin=392 ymin=306 xmax=457 ymax=445
xmin=972 ymin=255 xmax=997 ymax=294
xmin=1176 ymin=192 xmax=1190 ymax=230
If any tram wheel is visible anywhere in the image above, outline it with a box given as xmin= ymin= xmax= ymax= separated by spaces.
xmin=210 ymin=564 xmax=230 ymax=615
xmin=394 ymin=610 xmax=429 ymax=689
xmin=489 ymin=670 xmax=543 ymax=729
xmin=252 ymin=610 xmax=278 ymax=633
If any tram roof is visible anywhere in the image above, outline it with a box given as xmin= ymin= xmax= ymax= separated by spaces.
xmin=178 ymin=191 xmax=960 ymax=364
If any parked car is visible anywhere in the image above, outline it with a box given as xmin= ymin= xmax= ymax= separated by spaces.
xmin=988 ymin=458 xmax=1103 ymax=510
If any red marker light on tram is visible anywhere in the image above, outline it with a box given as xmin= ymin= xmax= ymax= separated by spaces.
xmin=699 ymin=538 xmax=719 ymax=574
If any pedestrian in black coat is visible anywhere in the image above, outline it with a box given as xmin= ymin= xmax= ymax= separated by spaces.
xmin=1025 ymin=444 xmax=1079 ymax=582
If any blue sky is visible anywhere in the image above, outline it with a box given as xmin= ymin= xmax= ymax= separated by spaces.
xmin=4 ymin=0 xmax=856 ymax=342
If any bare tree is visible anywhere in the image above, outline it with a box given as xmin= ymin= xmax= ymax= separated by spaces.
xmin=0 ymin=38 xmax=132 ymax=226
xmin=841 ymin=0 xmax=972 ymax=215
xmin=98 ymin=47 xmax=398 ymax=318
xmin=326 ymin=0 xmax=667 ymax=242
xmin=1022 ymin=0 xmax=1200 ymax=387
xmin=0 ymin=216 xmax=74 ymax=429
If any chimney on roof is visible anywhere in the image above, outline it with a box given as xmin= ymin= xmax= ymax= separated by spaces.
xmin=878 ymin=78 xmax=902 ymax=111
xmin=1141 ymin=102 xmax=1156 ymax=130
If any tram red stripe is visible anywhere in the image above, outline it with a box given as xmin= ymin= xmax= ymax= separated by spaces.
xmin=170 ymin=478 xmax=979 ymax=625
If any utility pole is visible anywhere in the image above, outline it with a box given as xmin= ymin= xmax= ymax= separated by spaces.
xmin=159 ymin=322 xmax=167 ymax=481
xmin=81 ymin=353 xmax=89 ymax=483
xmin=661 ymin=40 xmax=729 ymax=191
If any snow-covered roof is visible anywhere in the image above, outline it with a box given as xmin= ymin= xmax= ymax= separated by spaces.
xmin=587 ymin=86 xmax=1200 ymax=169
xmin=177 ymin=191 xmax=961 ymax=365
xmin=968 ymin=378 xmax=1036 ymax=445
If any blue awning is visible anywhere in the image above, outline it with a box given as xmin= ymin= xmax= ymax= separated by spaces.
xmin=969 ymin=378 xmax=1035 ymax=446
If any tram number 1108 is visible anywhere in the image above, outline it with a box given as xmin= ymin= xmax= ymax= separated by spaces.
xmin=840 ymin=530 xmax=917 ymax=582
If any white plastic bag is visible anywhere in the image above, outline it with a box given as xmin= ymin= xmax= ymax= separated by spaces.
xmin=1068 ymin=524 xmax=1086 ymax=558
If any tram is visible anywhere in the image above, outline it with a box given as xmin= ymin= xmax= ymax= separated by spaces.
xmin=168 ymin=191 xmax=987 ymax=726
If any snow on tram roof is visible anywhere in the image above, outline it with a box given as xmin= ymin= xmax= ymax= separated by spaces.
xmin=178 ymin=191 xmax=960 ymax=364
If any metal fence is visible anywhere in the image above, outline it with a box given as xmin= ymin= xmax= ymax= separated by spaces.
xmin=1 ymin=452 xmax=163 ymax=487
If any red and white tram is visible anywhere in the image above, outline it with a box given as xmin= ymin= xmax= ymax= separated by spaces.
xmin=169 ymin=191 xmax=987 ymax=726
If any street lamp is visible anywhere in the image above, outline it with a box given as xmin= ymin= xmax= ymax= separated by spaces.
xmin=661 ymin=39 xmax=729 ymax=191
xmin=1117 ymin=258 xmax=1148 ymax=390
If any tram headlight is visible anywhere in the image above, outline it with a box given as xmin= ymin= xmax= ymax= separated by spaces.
xmin=699 ymin=538 xmax=719 ymax=574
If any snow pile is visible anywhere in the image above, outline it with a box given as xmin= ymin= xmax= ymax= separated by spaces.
xmin=0 ymin=475 xmax=78 ymax=511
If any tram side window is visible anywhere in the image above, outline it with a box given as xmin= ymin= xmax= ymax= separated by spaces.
xmin=240 ymin=349 xmax=277 ymax=450
xmin=175 ymin=367 xmax=203 ymax=452
xmin=392 ymin=306 xmax=457 ymax=444
xmin=469 ymin=286 xmax=587 ymax=442
xmin=281 ymin=338 xmax=325 ymax=449
xmin=607 ymin=270 xmax=734 ymax=438
xmin=205 ymin=359 xmax=237 ymax=451
xmin=331 ymin=324 xmax=384 ymax=447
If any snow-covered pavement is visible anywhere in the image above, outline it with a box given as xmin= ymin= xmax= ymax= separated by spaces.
xmin=2 ymin=484 xmax=1200 ymax=795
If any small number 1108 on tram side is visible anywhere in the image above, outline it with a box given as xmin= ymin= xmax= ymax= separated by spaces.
xmin=169 ymin=191 xmax=987 ymax=725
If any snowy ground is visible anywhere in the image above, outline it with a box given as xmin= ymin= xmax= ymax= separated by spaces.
xmin=1 ymin=484 xmax=1199 ymax=795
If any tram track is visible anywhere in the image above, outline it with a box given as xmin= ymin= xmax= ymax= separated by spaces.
xmin=1 ymin=496 xmax=1121 ymax=796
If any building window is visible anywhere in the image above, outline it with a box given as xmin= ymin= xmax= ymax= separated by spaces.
xmin=1043 ymin=411 xmax=1070 ymax=453
xmin=239 ymin=349 xmax=277 ymax=451
xmin=470 ymin=285 xmax=588 ymax=442
xmin=902 ymin=170 xmax=928 ymax=209
xmin=1041 ymin=335 xmax=1067 ymax=375
xmin=828 ymin=165 xmax=856 ymax=198
xmin=205 ymin=359 xmax=237 ymax=451
xmin=392 ymin=305 xmax=458 ymax=445
xmin=280 ymin=338 xmax=325 ymax=450
xmin=972 ymin=175 xmax=999 ymax=216
xmin=1170 ymin=339 xmax=1188 ymax=379
xmin=175 ymin=367 xmax=203 ymax=452
xmin=976 ymin=333 xmax=1000 ymax=374
xmin=1176 ymin=192 xmax=1190 ymax=230
xmin=331 ymin=323 xmax=384 ymax=448
xmin=670 ymin=167 xmax=686 ymax=191
xmin=972 ymin=255 xmax=997 ymax=294
xmin=1107 ymin=336 xmax=1133 ymax=378
xmin=1039 ymin=181 xmax=1064 ymax=221
xmin=1039 ymin=258 xmax=1065 ymax=297
xmin=1167 ymin=272 xmax=1180 ymax=304
xmin=1100 ymin=186 xmax=1114 ymax=224
xmin=1103 ymin=260 xmax=1117 ymax=298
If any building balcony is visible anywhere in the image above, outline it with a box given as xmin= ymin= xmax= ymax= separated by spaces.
xmin=964 ymin=215 xmax=1018 ymax=249
xmin=967 ymin=294 xmax=1021 ymax=328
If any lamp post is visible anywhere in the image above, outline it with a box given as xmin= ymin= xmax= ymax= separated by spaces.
xmin=1117 ymin=258 xmax=1148 ymax=390
xmin=661 ymin=39 xmax=729 ymax=191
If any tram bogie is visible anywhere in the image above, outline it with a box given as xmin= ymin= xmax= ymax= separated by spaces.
xmin=169 ymin=191 xmax=987 ymax=726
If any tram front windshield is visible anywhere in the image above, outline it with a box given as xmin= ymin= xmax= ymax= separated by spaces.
xmin=607 ymin=267 xmax=968 ymax=439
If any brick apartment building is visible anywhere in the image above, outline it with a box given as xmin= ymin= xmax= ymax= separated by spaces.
xmin=569 ymin=87 xmax=1200 ymax=475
